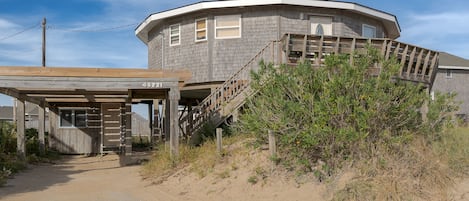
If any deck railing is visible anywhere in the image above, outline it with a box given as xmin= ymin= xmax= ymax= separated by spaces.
xmin=179 ymin=34 xmax=440 ymax=138
xmin=284 ymin=34 xmax=439 ymax=85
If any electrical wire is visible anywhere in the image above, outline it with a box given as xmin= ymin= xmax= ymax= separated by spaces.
xmin=0 ymin=23 xmax=40 ymax=42
xmin=49 ymin=22 xmax=139 ymax=33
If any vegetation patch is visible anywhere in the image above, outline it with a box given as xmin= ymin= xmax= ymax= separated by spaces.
xmin=142 ymin=134 xmax=251 ymax=183
xmin=237 ymin=46 xmax=462 ymax=200
xmin=1 ymin=122 xmax=61 ymax=186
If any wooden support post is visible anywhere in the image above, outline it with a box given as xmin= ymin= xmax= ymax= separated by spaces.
xmin=148 ymin=101 xmax=153 ymax=145
xmin=125 ymin=92 xmax=132 ymax=156
xmin=349 ymin=38 xmax=356 ymax=64
xmin=187 ymin=104 xmax=193 ymax=137
xmin=38 ymin=103 xmax=46 ymax=155
xmin=316 ymin=35 xmax=324 ymax=66
xmin=164 ymin=98 xmax=170 ymax=141
xmin=169 ymin=88 xmax=180 ymax=158
xmin=16 ymin=99 xmax=26 ymax=158
xmin=216 ymin=128 xmax=223 ymax=154
xmin=268 ymin=130 xmax=277 ymax=157
xmin=153 ymin=99 xmax=161 ymax=142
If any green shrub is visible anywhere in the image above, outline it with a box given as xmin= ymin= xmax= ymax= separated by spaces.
xmin=238 ymin=46 xmax=458 ymax=174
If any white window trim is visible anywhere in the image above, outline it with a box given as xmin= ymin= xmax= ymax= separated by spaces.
xmin=169 ymin=24 xmax=181 ymax=46
xmin=59 ymin=109 xmax=87 ymax=128
xmin=445 ymin=69 xmax=453 ymax=78
xmin=195 ymin=18 xmax=207 ymax=42
xmin=215 ymin=15 xmax=242 ymax=39
xmin=362 ymin=24 xmax=376 ymax=38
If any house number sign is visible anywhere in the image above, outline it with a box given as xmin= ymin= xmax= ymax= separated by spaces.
xmin=141 ymin=82 xmax=163 ymax=88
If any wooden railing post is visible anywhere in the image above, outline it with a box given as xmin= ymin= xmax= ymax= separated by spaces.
xmin=268 ymin=130 xmax=276 ymax=157
xmin=216 ymin=128 xmax=223 ymax=154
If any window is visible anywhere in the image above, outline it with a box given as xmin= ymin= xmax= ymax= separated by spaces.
xmin=195 ymin=18 xmax=207 ymax=42
xmin=60 ymin=109 xmax=87 ymax=128
xmin=310 ymin=16 xmax=332 ymax=35
xmin=215 ymin=15 xmax=241 ymax=39
xmin=169 ymin=24 xmax=180 ymax=46
xmin=362 ymin=24 xmax=376 ymax=38
xmin=445 ymin=69 xmax=452 ymax=78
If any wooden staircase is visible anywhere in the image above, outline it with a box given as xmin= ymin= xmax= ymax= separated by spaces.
xmin=179 ymin=33 xmax=440 ymax=138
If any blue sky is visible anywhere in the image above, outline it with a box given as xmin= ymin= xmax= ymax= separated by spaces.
xmin=1 ymin=0 xmax=468 ymax=115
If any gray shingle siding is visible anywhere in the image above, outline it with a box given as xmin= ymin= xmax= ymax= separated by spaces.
xmin=432 ymin=69 xmax=469 ymax=117
xmin=147 ymin=5 xmax=389 ymax=84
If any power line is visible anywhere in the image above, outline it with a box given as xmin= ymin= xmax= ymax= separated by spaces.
xmin=49 ymin=22 xmax=139 ymax=33
xmin=0 ymin=23 xmax=40 ymax=42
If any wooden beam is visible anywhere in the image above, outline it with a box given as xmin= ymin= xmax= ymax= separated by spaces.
xmin=45 ymin=98 xmax=127 ymax=103
xmin=0 ymin=88 xmax=44 ymax=105
xmin=38 ymin=104 xmax=46 ymax=155
xmin=414 ymin=48 xmax=425 ymax=77
xmin=169 ymin=88 xmax=180 ymax=158
xmin=334 ymin=37 xmax=340 ymax=54
xmin=380 ymin=39 xmax=387 ymax=56
xmin=16 ymin=99 xmax=26 ymax=158
xmin=301 ymin=35 xmax=307 ymax=61
xmin=349 ymin=38 xmax=356 ymax=64
xmin=0 ymin=76 xmax=180 ymax=91
xmin=421 ymin=51 xmax=432 ymax=78
xmin=0 ymin=66 xmax=191 ymax=82
xmin=406 ymin=47 xmax=417 ymax=77
xmin=125 ymin=96 xmax=132 ymax=156
xmin=316 ymin=35 xmax=324 ymax=66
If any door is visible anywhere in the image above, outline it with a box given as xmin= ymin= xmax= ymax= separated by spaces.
xmin=101 ymin=103 xmax=123 ymax=150
xmin=310 ymin=16 xmax=332 ymax=35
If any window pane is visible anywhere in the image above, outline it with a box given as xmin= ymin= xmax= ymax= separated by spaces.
xmin=363 ymin=25 xmax=376 ymax=38
xmin=216 ymin=16 xmax=239 ymax=27
xmin=196 ymin=20 xmax=206 ymax=30
xmin=216 ymin=28 xmax=240 ymax=38
xmin=171 ymin=36 xmax=179 ymax=44
xmin=316 ymin=24 xmax=324 ymax=35
xmin=75 ymin=110 xmax=87 ymax=127
xmin=170 ymin=25 xmax=179 ymax=34
xmin=196 ymin=30 xmax=206 ymax=40
xmin=170 ymin=24 xmax=180 ymax=45
xmin=60 ymin=110 xmax=73 ymax=127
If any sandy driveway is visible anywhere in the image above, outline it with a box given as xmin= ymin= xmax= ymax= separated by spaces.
xmin=0 ymin=154 xmax=179 ymax=201
xmin=1 ymin=153 xmax=467 ymax=201
xmin=0 ymin=153 xmax=326 ymax=201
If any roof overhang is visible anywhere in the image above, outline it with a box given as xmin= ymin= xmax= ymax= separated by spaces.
xmin=0 ymin=66 xmax=191 ymax=104
xmin=439 ymin=65 xmax=469 ymax=70
xmin=136 ymin=0 xmax=401 ymax=44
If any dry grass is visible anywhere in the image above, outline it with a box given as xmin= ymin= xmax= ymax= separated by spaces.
xmin=333 ymin=126 xmax=469 ymax=201
xmin=141 ymin=134 xmax=255 ymax=182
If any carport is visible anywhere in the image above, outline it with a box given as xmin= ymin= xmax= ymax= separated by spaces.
xmin=0 ymin=66 xmax=190 ymax=158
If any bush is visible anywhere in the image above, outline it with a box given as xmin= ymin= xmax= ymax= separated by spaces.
xmin=238 ymin=47 xmax=458 ymax=174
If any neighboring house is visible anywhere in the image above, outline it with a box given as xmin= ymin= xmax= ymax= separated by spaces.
xmin=432 ymin=53 xmax=469 ymax=121
xmin=0 ymin=106 xmax=13 ymax=122
xmin=132 ymin=112 xmax=151 ymax=137
xmin=0 ymin=104 xmax=50 ymax=130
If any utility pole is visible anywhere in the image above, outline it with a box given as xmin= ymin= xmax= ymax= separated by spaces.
xmin=41 ymin=17 xmax=46 ymax=67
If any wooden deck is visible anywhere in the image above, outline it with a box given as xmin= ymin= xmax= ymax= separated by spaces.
xmin=180 ymin=33 xmax=440 ymax=138
xmin=284 ymin=34 xmax=439 ymax=85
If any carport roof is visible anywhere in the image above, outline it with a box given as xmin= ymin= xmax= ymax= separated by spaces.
xmin=0 ymin=66 xmax=191 ymax=105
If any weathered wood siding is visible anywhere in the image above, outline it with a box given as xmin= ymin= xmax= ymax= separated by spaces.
xmin=147 ymin=5 xmax=388 ymax=84
xmin=49 ymin=104 xmax=101 ymax=154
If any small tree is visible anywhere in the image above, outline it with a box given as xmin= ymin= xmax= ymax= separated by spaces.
xmin=238 ymin=47 xmax=458 ymax=172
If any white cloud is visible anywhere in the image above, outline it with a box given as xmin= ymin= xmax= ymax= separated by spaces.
xmin=400 ymin=11 xmax=469 ymax=58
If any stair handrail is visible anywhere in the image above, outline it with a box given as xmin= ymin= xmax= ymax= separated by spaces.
xmin=181 ymin=39 xmax=282 ymax=136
